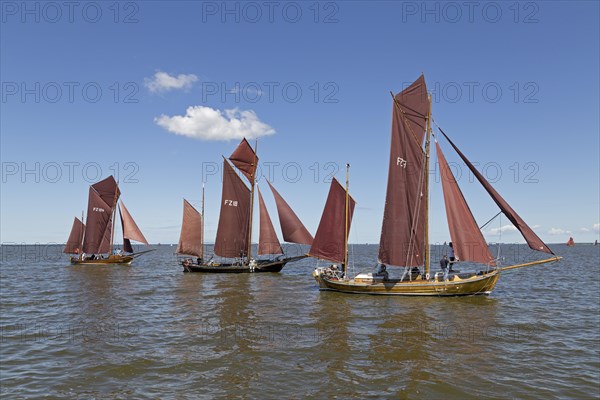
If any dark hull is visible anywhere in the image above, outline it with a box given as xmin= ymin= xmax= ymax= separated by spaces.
xmin=182 ymin=255 xmax=306 ymax=273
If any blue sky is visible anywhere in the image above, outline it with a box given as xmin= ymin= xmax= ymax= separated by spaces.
xmin=1 ymin=1 xmax=599 ymax=245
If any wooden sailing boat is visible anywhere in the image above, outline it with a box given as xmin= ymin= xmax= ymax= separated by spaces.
xmin=312 ymin=75 xmax=561 ymax=296
xmin=567 ymin=237 xmax=575 ymax=246
xmin=177 ymin=138 xmax=311 ymax=273
xmin=64 ymin=175 xmax=152 ymax=265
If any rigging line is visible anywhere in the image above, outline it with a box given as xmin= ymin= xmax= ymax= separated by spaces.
xmin=479 ymin=211 xmax=502 ymax=230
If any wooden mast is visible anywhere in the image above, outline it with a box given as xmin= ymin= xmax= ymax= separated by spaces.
xmin=424 ymin=94 xmax=432 ymax=276
xmin=247 ymin=140 xmax=258 ymax=261
xmin=343 ymin=163 xmax=350 ymax=277
xmin=80 ymin=210 xmax=85 ymax=260
xmin=201 ymin=183 xmax=205 ymax=261
xmin=108 ymin=180 xmax=119 ymax=255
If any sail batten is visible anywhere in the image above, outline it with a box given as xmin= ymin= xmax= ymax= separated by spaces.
xmin=437 ymin=142 xmax=496 ymax=266
xmin=440 ymin=130 xmax=554 ymax=255
xmin=257 ymin=187 xmax=283 ymax=255
xmin=64 ymin=217 xmax=85 ymax=254
xmin=266 ymin=180 xmax=313 ymax=245
xmin=176 ymin=199 xmax=203 ymax=257
xmin=214 ymin=159 xmax=252 ymax=258
xmin=309 ymin=178 xmax=356 ymax=264
xmin=378 ymin=75 xmax=429 ymax=267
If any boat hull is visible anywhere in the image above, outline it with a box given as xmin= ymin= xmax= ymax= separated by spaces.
xmin=70 ymin=255 xmax=134 ymax=266
xmin=182 ymin=255 xmax=307 ymax=273
xmin=313 ymin=269 xmax=500 ymax=296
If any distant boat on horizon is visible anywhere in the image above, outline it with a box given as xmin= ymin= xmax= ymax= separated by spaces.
xmin=64 ymin=175 xmax=153 ymax=266
xmin=567 ymin=237 xmax=575 ymax=247
xmin=311 ymin=74 xmax=561 ymax=296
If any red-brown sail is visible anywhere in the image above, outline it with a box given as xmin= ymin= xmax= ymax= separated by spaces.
xmin=378 ymin=75 xmax=429 ymax=267
xmin=119 ymin=201 xmax=149 ymax=245
xmin=567 ymin=237 xmax=575 ymax=247
xmin=309 ymin=178 xmax=356 ymax=263
xmin=257 ymin=187 xmax=283 ymax=255
xmin=82 ymin=187 xmax=113 ymax=254
xmin=98 ymin=216 xmax=113 ymax=254
xmin=436 ymin=142 xmax=496 ymax=266
xmin=214 ymin=159 xmax=252 ymax=258
xmin=64 ymin=217 xmax=85 ymax=254
xmin=91 ymin=175 xmax=120 ymax=209
xmin=440 ymin=130 xmax=554 ymax=255
xmin=176 ymin=199 xmax=203 ymax=257
xmin=229 ymin=138 xmax=258 ymax=184
xmin=266 ymin=180 xmax=313 ymax=245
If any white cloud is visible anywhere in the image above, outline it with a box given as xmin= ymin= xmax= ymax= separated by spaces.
xmin=579 ymin=227 xmax=590 ymax=232
xmin=145 ymin=71 xmax=198 ymax=93
xmin=594 ymin=223 xmax=600 ymax=233
xmin=548 ymin=227 xmax=572 ymax=235
xmin=488 ymin=225 xmax=518 ymax=235
xmin=155 ymin=106 xmax=275 ymax=141
xmin=532 ymin=224 xmax=541 ymax=229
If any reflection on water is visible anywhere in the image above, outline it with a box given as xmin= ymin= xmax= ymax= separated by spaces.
xmin=0 ymin=244 xmax=598 ymax=398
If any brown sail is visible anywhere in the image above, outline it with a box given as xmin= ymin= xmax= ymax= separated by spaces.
xmin=440 ymin=130 xmax=554 ymax=255
xmin=176 ymin=199 xmax=203 ymax=257
xmin=309 ymin=178 xmax=356 ymax=263
xmin=214 ymin=159 xmax=252 ymax=258
xmin=98 ymin=216 xmax=113 ymax=254
xmin=82 ymin=187 xmax=113 ymax=254
xmin=378 ymin=75 xmax=429 ymax=267
xmin=567 ymin=237 xmax=575 ymax=247
xmin=119 ymin=201 xmax=149 ymax=245
xmin=436 ymin=142 xmax=495 ymax=266
xmin=257 ymin=187 xmax=283 ymax=255
xmin=229 ymin=138 xmax=258 ymax=184
xmin=64 ymin=217 xmax=85 ymax=254
xmin=91 ymin=175 xmax=120 ymax=208
xmin=266 ymin=180 xmax=313 ymax=245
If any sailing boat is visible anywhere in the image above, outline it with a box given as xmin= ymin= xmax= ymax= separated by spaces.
xmin=567 ymin=237 xmax=575 ymax=246
xmin=64 ymin=175 xmax=152 ymax=265
xmin=177 ymin=138 xmax=311 ymax=273
xmin=312 ymin=75 xmax=561 ymax=296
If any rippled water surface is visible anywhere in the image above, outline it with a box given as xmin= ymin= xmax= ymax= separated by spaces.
xmin=1 ymin=244 xmax=599 ymax=399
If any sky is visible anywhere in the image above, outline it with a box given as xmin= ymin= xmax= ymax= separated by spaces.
xmin=1 ymin=0 xmax=599 ymax=246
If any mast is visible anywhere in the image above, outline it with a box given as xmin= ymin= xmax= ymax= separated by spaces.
xmin=247 ymin=140 xmax=258 ymax=261
xmin=424 ymin=94 xmax=432 ymax=276
xmin=108 ymin=180 xmax=119 ymax=254
xmin=201 ymin=183 xmax=205 ymax=261
xmin=80 ymin=210 xmax=84 ymax=259
xmin=343 ymin=164 xmax=350 ymax=276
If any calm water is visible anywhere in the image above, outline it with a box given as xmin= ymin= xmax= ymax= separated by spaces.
xmin=1 ymin=244 xmax=598 ymax=399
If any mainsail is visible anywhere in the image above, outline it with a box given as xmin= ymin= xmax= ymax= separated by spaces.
xmin=229 ymin=138 xmax=258 ymax=184
xmin=436 ymin=142 xmax=495 ymax=266
xmin=309 ymin=178 xmax=356 ymax=263
xmin=214 ymin=159 xmax=252 ymax=258
xmin=176 ymin=199 xmax=203 ymax=257
xmin=440 ymin=130 xmax=554 ymax=255
xmin=91 ymin=175 xmax=121 ymax=207
xmin=82 ymin=187 xmax=114 ymax=254
xmin=257 ymin=187 xmax=283 ymax=255
xmin=266 ymin=180 xmax=313 ymax=245
xmin=64 ymin=217 xmax=85 ymax=254
xmin=119 ymin=201 xmax=149 ymax=253
xmin=378 ymin=75 xmax=430 ymax=267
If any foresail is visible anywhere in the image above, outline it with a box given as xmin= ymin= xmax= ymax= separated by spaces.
xmin=257 ymin=187 xmax=283 ymax=255
xmin=378 ymin=75 xmax=429 ymax=267
xmin=176 ymin=199 xmax=203 ymax=257
xmin=266 ymin=180 xmax=313 ymax=245
xmin=440 ymin=130 xmax=554 ymax=255
xmin=229 ymin=138 xmax=258 ymax=184
xmin=309 ymin=178 xmax=356 ymax=264
xmin=436 ymin=142 xmax=495 ymax=266
xmin=64 ymin=217 xmax=85 ymax=254
xmin=119 ymin=201 xmax=149 ymax=246
xmin=214 ymin=159 xmax=252 ymax=258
